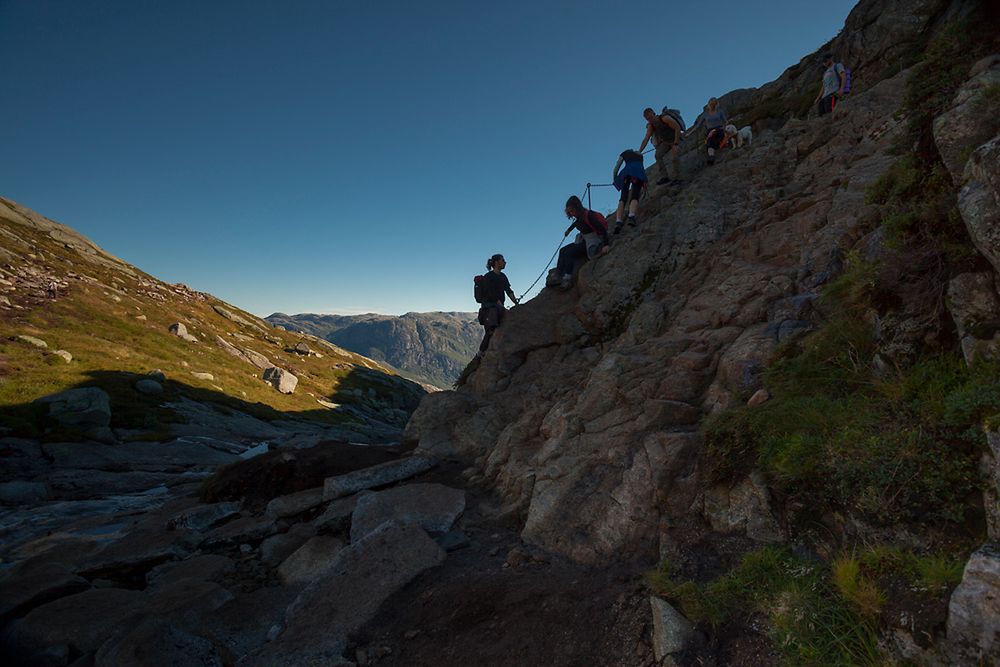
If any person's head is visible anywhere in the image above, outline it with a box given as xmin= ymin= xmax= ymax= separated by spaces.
xmin=565 ymin=195 xmax=583 ymax=219
xmin=822 ymin=52 xmax=834 ymax=66
xmin=707 ymin=97 xmax=719 ymax=110
xmin=642 ymin=107 xmax=656 ymax=122
xmin=486 ymin=254 xmax=505 ymax=271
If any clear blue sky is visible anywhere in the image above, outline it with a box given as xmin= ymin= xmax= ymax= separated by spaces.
xmin=0 ymin=0 xmax=855 ymax=317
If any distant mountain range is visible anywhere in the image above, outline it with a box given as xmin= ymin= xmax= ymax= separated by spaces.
xmin=266 ymin=311 xmax=481 ymax=388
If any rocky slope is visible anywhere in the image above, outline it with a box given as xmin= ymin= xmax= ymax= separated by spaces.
xmin=267 ymin=311 xmax=480 ymax=389
xmin=406 ymin=0 xmax=1000 ymax=663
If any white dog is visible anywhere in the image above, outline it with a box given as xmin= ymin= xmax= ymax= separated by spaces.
xmin=736 ymin=125 xmax=753 ymax=147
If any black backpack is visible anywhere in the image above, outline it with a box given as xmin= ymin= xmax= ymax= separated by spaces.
xmin=473 ymin=275 xmax=486 ymax=304
xmin=660 ymin=107 xmax=686 ymax=132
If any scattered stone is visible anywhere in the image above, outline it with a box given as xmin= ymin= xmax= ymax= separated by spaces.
xmin=168 ymin=502 xmax=241 ymax=532
xmin=277 ymin=536 xmax=345 ymax=584
xmin=146 ymin=555 xmax=236 ymax=588
xmin=436 ymin=529 xmax=471 ymax=552
xmin=294 ymin=342 xmax=311 ymax=355
xmin=135 ymin=378 xmax=164 ymax=395
xmin=239 ymin=441 xmax=270 ymax=459
xmin=747 ymin=388 xmax=771 ymax=406
xmin=136 ymin=314 xmax=147 ymax=321
xmin=0 ymin=560 xmax=90 ymax=624
xmin=946 ymin=542 xmax=1000 ymax=664
xmin=266 ymin=486 xmax=325 ymax=519
xmin=191 ymin=371 xmax=214 ymax=381
xmin=35 ymin=386 xmax=111 ymax=429
xmin=200 ymin=515 xmax=276 ymax=549
xmin=260 ymin=524 xmax=318 ymax=567
xmin=260 ymin=521 xmax=445 ymax=664
xmin=148 ymin=369 xmax=166 ymax=382
xmin=350 ymin=483 xmax=465 ymax=542
xmin=504 ymin=546 xmax=532 ymax=569
xmin=7 ymin=588 xmax=145 ymax=658
xmin=311 ymin=495 xmax=362 ymax=533
xmin=267 ymin=624 xmax=282 ymax=642
xmin=263 ymin=366 xmax=298 ymax=394
xmin=322 ymin=456 xmax=437 ymax=501
xmin=403 ymin=629 xmax=421 ymax=640
xmin=240 ymin=543 xmax=253 ymax=555
xmin=14 ymin=334 xmax=47 ymax=348
xmin=650 ymin=596 xmax=695 ymax=662
xmin=51 ymin=349 xmax=72 ymax=363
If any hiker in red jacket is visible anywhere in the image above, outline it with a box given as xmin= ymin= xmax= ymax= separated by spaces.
xmin=555 ymin=196 xmax=609 ymax=290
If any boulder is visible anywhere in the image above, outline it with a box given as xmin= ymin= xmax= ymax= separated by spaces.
xmin=191 ymin=371 xmax=214 ymax=381
xmin=262 ymin=366 xmax=297 ymax=394
xmin=200 ymin=515 xmax=276 ymax=549
xmin=167 ymin=502 xmax=241 ymax=532
xmin=294 ymin=342 xmax=311 ymax=355
xmin=34 ymin=387 xmax=111 ymax=429
xmin=700 ymin=472 xmax=784 ymax=543
xmin=259 ymin=521 xmax=445 ymax=664
xmin=135 ymin=378 xmax=164 ymax=395
xmin=322 ymin=456 xmax=437 ymax=501
xmin=0 ymin=560 xmax=90 ymax=624
xmin=311 ymin=494 xmax=362 ymax=533
xmin=168 ymin=322 xmax=198 ymax=343
xmin=349 ymin=483 xmax=466 ymax=542
xmin=7 ymin=588 xmax=145 ymax=658
xmin=650 ymin=596 xmax=695 ymax=662
xmin=260 ymin=524 xmax=318 ymax=567
xmin=947 ymin=272 xmax=1000 ymax=365
xmin=946 ymin=542 xmax=1000 ymax=664
xmin=14 ymin=334 xmax=47 ymax=348
xmin=51 ymin=349 xmax=72 ymax=363
xmin=265 ymin=486 xmax=324 ymax=519
xmin=146 ymin=555 xmax=236 ymax=588
xmin=933 ymin=56 xmax=1000 ymax=181
xmin=277 ymin=536 xmax=345 ymax=584
xmin=959 ymin=134 xmax=1000 ymax=277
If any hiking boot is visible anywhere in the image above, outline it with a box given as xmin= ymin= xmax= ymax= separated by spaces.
xmin=627 ymin=216 xmax=637 ymax=227
xmin=613 ymin=222 xmax=623 ymax=235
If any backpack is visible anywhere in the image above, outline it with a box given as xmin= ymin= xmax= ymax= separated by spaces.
xmin=840 ymin=64 xmax=852 ymax=95
xmin=660 ymin=107 xmax=686 ymax=132
xmin=473 ymin=275 xmax=487 ymax=304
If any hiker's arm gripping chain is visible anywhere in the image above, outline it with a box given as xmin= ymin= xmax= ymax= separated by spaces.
xmin=564 ymin=223 xmax=574 ymax=238
xmin=638 ymin=125 xmax=653 ymax=153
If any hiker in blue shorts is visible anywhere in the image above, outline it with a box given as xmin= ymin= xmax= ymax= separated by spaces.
xmin=815 ymin=53 xmax=847 ymax=116
xmin=612 ymin=149 xmax=647 ymax=234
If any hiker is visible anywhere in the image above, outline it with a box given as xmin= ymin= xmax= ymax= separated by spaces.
xmin=612 ymin=149 xmax=647 ymax=233
xmin=814 ymin=52 xmax=847 ymax=116
xmin=555 ymin=196 xmax=609 ymax=289
xmin=689 ymin=97 xmax=728 ymax=165
xmin=638 ymin=107 xmax=683 ymax=185
xmin=476 ymin=254 xmax=518 ymax=357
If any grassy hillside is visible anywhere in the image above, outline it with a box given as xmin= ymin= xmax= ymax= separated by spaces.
xmin=0 ymin=197 xmax=424 ymax=440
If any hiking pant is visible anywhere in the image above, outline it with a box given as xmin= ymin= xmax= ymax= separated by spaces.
xmin=654 ymin=142 xmax=681 ymax=180
xmin=478 ymin=305 xmax=506 ymax=353
xmin=818 ymin=93 xmax=837 ymax=116
xmin=557 ymin=241 xmax=588 ymax=276
xmin=706 ymin=127 xmax=727 ymax=150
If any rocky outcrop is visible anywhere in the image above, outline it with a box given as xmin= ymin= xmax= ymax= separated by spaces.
xmin=262 ymin=366 xmax=297 ymax=394
xmin=945 ymin=543 xmax=1000 ymax=664
xmin=34 ymin=387 xmax=111 ymax=430
xmin=406 ymin=62 xmax=914 ymax=564
xmin=959 ymin=132 xmax=1000 ymax=276
xmin=934 ymin=56 xmax=1000 ymax=181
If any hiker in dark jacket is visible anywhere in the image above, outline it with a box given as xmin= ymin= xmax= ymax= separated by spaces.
xmin=689 ymin=97 xmax=728 ymax=165
xmin=556 ymin=196 xmax=609 ymax=290
xmin=612 ymin=149 xmax=647 ymax=234
xmin=477 ymin=254 xmax=518 ymax=356
xmin=638 ymin=108 xmax=683 ymax=185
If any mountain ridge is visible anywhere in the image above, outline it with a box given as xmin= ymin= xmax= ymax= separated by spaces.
xmin=266 ymin=310 xmax=480 ymax=389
